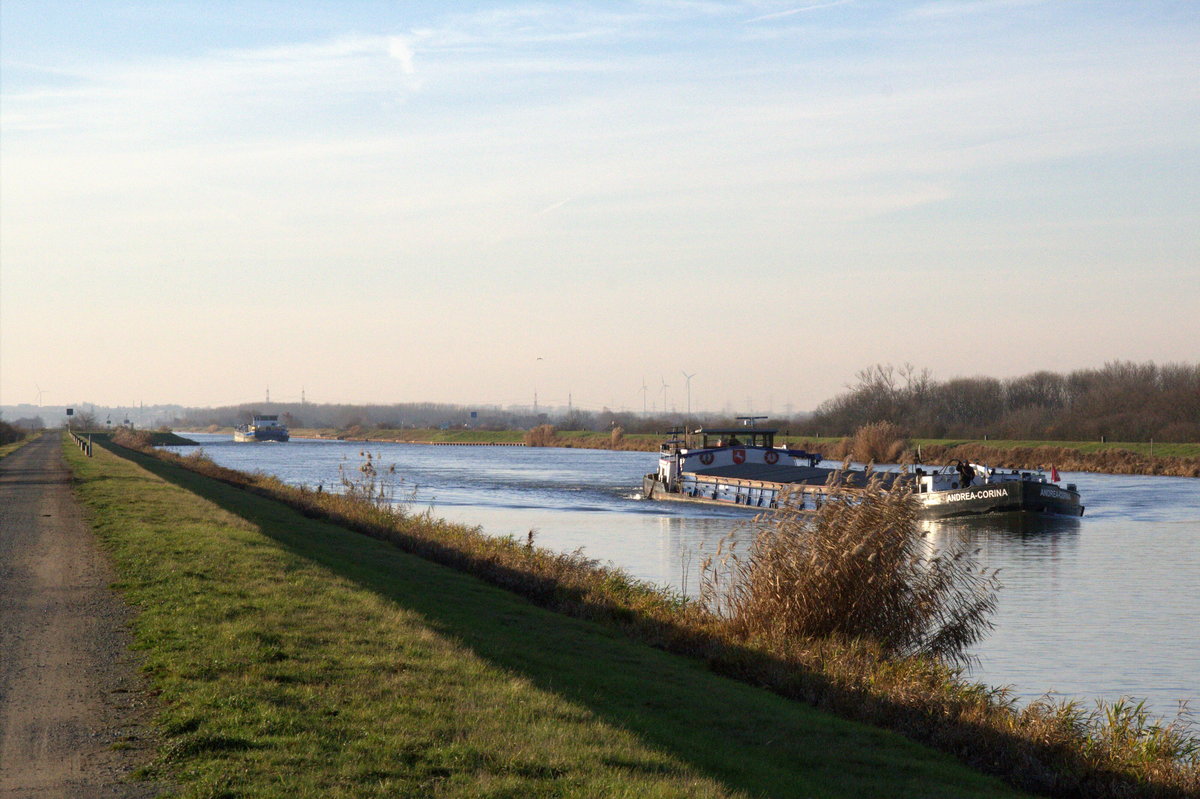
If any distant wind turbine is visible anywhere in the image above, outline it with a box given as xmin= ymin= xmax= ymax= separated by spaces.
xmin=681 ymin=371 xmax=696 ymax=421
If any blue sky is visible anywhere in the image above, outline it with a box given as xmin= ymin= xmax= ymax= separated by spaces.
xmin=2 ymin=1 xmax=1197 ymax=413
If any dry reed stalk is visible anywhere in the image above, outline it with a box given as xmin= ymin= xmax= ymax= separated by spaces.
xmin=524 ymin=424 xmax=558 ymax=447
xmin=703 ymin=477 xmax=998 ymax=666
xmin=849 ymin=421 xmax=910 ymax=464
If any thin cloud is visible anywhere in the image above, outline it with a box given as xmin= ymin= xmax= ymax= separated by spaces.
xmin=910 ymin=0 xmax=1048 ymax=19
xmin=744 ymin=1 xmax=853 ymax=24
xmin=2 ymin=34 xmax=423 ymax=141
xmin=387 ymin=36 xmax=416 ymax=75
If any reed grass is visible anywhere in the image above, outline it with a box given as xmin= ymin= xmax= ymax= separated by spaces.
xmin=524 ymin=424 xmax=558 ymax=447
xmin=106 ymin=434 xmax=1200 ymax=798
xmin=701 ymin=478 xmax=998 ymax=667
xmin=846 ymin=421 xmax=910 ymax=464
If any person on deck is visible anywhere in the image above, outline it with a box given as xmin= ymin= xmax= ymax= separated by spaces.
xmin=956 ymin=460 xmax=976 ymax=488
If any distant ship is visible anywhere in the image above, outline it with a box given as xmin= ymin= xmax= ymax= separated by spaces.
xmin=233 ymin=414 xmax=290 ymax=443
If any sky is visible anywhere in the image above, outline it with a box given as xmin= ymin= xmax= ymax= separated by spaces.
xmin=2 ymin=1 xmax=1197 ymax=415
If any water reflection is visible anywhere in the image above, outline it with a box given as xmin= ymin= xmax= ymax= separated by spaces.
xmin=922 ymin=512 xmax=1082 ymax=541
xmin=653 ymin=512 xmax=760 ymax=597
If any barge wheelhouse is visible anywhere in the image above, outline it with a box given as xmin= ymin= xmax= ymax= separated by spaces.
xmin=642 ymin=426 xmax=838 ymax=512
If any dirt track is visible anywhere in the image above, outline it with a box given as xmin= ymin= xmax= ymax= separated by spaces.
xmin=0 ymin=434 xmax=159 ymax=798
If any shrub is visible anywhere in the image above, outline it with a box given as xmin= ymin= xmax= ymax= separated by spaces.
xmin=524 ymin=424 xmax=557 ymax=447
xmin=112 ymin=428 xmax=156 ymax=450
xmin=703 ymin=479 xmax=998 ymax=666
xmin=0 ymin=420 xmax=21 ymax=445
xmin=850 ymin=421 xmax=909 ymax=463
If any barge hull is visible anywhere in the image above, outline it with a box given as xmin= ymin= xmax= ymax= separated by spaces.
xmin=233 ymin=430 xmax=290 ymax=442
xmin=918 ymin=481 xmax=1083 ymax=519
xmin=645 ymin=474 xmax=1083 ymax=519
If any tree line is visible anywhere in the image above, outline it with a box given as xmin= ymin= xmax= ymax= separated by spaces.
xmin=152 ymin=360 xmax=1200 ymax=444
xmin=174 ymin=401 xmax=705 ymax=436
xmin=793 ymin=361 xmax=1200 ymax=442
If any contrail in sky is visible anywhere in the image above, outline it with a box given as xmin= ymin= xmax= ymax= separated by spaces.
xmin=535 ymin=198 xmax=572 ymax=215
xmin=745 ymin=1 xmax=852 ymax=23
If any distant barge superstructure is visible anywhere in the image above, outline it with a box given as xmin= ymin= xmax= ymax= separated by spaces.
xmin=233 ymin=414 xmax=290 ymax=443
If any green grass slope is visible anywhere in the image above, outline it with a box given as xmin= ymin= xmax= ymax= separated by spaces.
xmin=66 ymin=439 xmax=1029 ymax=798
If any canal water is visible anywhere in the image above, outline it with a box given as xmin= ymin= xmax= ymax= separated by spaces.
xmin=164 ymin=433 xmax=1199 ymax=717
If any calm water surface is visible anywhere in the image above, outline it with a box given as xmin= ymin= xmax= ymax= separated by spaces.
xmin=166 ymin=433 xmax=1199 ymax=715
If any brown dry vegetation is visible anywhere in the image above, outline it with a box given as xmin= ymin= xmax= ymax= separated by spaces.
xmin=0 ymin=420 xmax=24 ymax=445
xmin=703 ymin=479 xmax=998 ymax=666
xmin=105 ymin=433 xmax=1199 ymax=798
xmin=523 ymin=424 xmax=558 ymax=447
xmin=111 ymin=427 xmax=158 ymax=450
xmin=817 ymin=421 xmax=911 ymax=463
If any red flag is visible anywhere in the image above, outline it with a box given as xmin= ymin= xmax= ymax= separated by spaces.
xmin=1051 ymin=465 xmax=1061 ymax=482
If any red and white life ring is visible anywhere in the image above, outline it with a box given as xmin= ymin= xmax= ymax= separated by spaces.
xmin=699 ymin=452 xmax=714 ymax=465
xmin=764 ymin=450 xmax=779 ymax=465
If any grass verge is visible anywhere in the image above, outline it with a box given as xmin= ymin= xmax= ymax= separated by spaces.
xmin=66 ymin=436 xmax=1026 ymax=798
xmin=0 ymin=433 xmax=37 ymax=459
xmin=90 ymin=432 xmax=1200 ymax=797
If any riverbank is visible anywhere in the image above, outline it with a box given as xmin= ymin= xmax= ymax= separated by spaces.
xmin=94 ymin=431 xmax=1200 ymax=796
xmin=267 ymin=426 xmax=1200 ymax=477
xmin=786 ymin=437 xmax=1200 ymax=478
xmin=65 ymin=435 xmax=1028 ymax=798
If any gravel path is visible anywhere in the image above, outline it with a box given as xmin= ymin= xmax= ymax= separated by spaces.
xmin=0 ymin=434 xmax=159 ymax=798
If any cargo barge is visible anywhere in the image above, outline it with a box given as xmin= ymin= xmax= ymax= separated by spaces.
xmin=642 ymin=425 xmax=1083 ymax=518
xmin=233 ymin=414 xmax=290 ymax=443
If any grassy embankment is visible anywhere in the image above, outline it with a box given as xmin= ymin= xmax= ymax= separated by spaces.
xmin=290 ymin=427 xmax=663 ymax=450
xmin=912 ymin=439 xmax=1200 ymax=459
xmin=144 ymin=430 xmax=197 ymax=445
xmin=784 ymin=435 xmax=1200 ymax=478
xmin=0 ymin=434 xmax=36 ymax=459
xmin=66 ymin=435 xmax=1024 ymax=798
xmin=80 ymin=431 xmax=1200 ymax=797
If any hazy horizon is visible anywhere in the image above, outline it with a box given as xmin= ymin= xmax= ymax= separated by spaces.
xmin=3 ymin=1 xmax=1197 ymax=414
